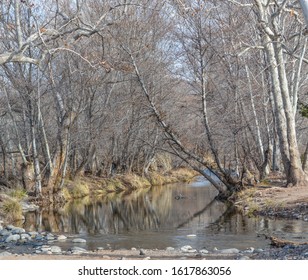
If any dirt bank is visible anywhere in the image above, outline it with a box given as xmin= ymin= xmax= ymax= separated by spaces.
xmin=234 ymin=174 xmax=308 ymax=220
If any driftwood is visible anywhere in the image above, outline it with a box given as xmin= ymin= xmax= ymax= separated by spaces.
xmin=269 ymin=236 xmax=308 ymax=248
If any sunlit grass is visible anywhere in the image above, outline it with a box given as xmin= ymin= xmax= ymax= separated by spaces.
xmin=9 ymin=188 xmax=28 ymax=201
xmin=2 ymin=199 xmax=23 ymax=221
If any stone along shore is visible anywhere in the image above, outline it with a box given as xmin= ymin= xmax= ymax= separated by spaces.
xmin=1 ymin=224 xmax=308 ymax=260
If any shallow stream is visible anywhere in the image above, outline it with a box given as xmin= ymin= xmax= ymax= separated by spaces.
xmin=22 ymin=177 xmax=308 ymax=251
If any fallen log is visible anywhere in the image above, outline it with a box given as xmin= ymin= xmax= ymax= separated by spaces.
xmin=269 ymin=236 xmax=308 ymax=248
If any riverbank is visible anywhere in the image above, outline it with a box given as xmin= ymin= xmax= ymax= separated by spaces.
xmin=0 ymin=168 xmax=197 ymax=225
xmin=233 ymin=173 xmax=308 ymax=221
xmin=62 ymin=168 xmax=197 ymax=199
xmin=0 ymin=224 xmax=307 ymax=260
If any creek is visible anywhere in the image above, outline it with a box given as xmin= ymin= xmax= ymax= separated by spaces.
xmin=22 ymin=177 xmax=308 ymax=251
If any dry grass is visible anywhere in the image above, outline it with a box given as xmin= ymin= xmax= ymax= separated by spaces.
xmin=62 ymin=167 xmax=197 ymax=198
xmin=9 ymin=188 xmax=28 ymax=200
xmin=63 ymin=180 xmax=90 ymax=199
xmin=2 ymin=198 xmax=23 ymax=221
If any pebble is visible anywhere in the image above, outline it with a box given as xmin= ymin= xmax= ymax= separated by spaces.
xmin=139 ymin=249 xmax=146 ymax=255
xmin=131 ymin=247 xmax=137 ymax=251
xmin=72 ymin=238 xmax=87 ymax=243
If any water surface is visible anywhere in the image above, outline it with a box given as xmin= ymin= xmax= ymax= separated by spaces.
xmin=23 ymin=178 xmax=308 ymax=251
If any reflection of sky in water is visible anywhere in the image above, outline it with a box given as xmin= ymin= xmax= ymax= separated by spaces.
xmin=23 ymin=180 xmax=308 ymax=251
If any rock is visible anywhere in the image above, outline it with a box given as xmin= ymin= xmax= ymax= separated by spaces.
xmin=6 ymin=225 xmax=15 ymax=230
xmin=143 ymin=257 xmax=151 ymax=260
xmin=199 ymin=249 xmax=209 ymax=254
xmin=57 ymin=235 xmax=67 ymax=241
xmin=46 ymin=233 xmax=55 ymax=240
xmin=35 ymin=234 xmax=44 ymax=241
xmin=238 ymin=255 xmax=251 ymax=260
xmin=28 ymin=231 xmax=39 ymax=237
xmin=166 ymin=247 xmax=175 ymax=251
xmin=32 ymin=242 xmax=44 ymax=247
xmin=131 ymin=247 xmax=137 ymax=251
xmin=0 ymin=225 xmax=3 ymax=231
xmin=0 ymin=229 xmax=10 ymax=236
xmin=17 ymin=239 xmax=27 ymax=244
xmin=97 ymin=247 xmax=104 ymax=250
xmin=181 ymin=245 xmax=197 ymax=253
xmin=72 ymin=238 xmax=87 ymax=243
xmin=254 ymin=248 xmax=264 ymax=253
xmin=0 ymin=251 xmax=12 ymax=257
xmin=187 ymin=234 xmax=197 ymax=237
xmin=5 ymin=234 xmax=20 ymax=243
xmin=50 ymin=246 xmax=62 ymax=253
xmin=20 ymin=233 xmax=31 ymax=240
xmin=139 ymin=249 xmax=146 ymax=255
xmin=41 ymin=245 xmax=51 ymax=252
xmin=242 ymin=247 xmax=254 ymax=254
xmin=216 ymin=248 xmax=240 ymax=254
xmin=12 ymin=227 xmax=25 ymax=234
xmin=71 ymin=247 xmax=87 ymax=254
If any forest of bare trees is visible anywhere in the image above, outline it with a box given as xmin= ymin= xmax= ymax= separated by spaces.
xmin=0 ymin=0 xmax=308 ymax=199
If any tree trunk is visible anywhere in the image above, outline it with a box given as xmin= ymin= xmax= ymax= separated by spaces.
xmin=300 ymin=0 xmax=308 ymax=26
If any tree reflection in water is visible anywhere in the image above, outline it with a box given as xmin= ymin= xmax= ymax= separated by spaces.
xmin=23 ymin=182 xmax=219 ymax=234
xmin=22 ymin=182 xmax=308 ymax=250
